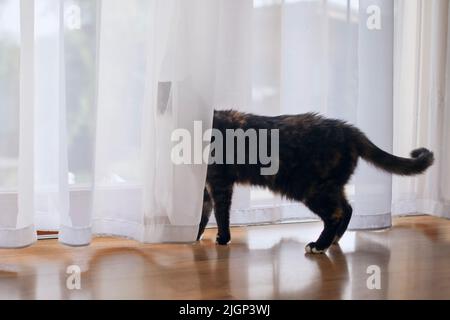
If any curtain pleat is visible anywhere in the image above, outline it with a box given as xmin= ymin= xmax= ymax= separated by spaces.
xmin=392 ymin=0 xmax=450 ymax=219
xmin=0 ymin=0 xmax=37 ymax=248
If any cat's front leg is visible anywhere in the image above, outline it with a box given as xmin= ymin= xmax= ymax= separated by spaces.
xmin=209 ymin=183 xmax=233 ymax=245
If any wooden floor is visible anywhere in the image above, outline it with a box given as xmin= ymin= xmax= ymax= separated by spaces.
xmin=1 ymin=215 xmax=450 ymax=300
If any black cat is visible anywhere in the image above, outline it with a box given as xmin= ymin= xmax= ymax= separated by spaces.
xmin=197 ymin=110 xmax=434 ymax=254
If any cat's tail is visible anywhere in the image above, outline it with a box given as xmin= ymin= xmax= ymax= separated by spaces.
xmin=354 ymin=129 xmax=434 ymax=176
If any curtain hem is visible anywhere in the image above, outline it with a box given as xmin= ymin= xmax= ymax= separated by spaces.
xmin=392 ymin=199 xmax=450 ymax=219
xmin=91 ymin=219 xmax=198 ymax=244
xmin=215 ymin=203 xmax=317 ymax=226
xmin=0 ymin=224 xmax=37 ymax=248
xmin=57 ymin=219 xmax=211 ymax=245
xmin=59 ymin=225 xmax=92 ymax=247
xmin=348 ymin=212 xmax=392 ymax=230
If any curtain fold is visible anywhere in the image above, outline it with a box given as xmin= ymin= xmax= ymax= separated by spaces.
xmin=0 ymin=0 xmax=37 ymax=248
xmin=392 ymin=0 xmax=450 ymax=218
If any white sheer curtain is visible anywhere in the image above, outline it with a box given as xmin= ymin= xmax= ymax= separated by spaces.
xmin=392 ymin=0 xmax=450 ymax=218
xmin=0 ymin=0 xmax=221 ymax=248
xmin=212 ymin=0 xmax=395 ymax=230
xmin=1 ymin=0 xmax=447 ymax=249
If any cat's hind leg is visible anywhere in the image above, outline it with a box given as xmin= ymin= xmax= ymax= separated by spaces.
xmin=304 ymin=187 xmax=346 ymax=254
xmin=332 ymin=196 xmax=353 ymax=245
xmin=197 ymin=188 xmax=213 ymax=241
xmin=209 ymin=183 xmax=233 ymax=245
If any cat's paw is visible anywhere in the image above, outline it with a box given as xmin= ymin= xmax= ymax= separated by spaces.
xmin=216 ymin=235 xmax=231 ymax=245
xmin=305 ymin=242 xmax=327 ymax=254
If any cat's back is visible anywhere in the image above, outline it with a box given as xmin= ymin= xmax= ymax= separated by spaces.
xmin=213 ymin=110 xmax=349 ymax=134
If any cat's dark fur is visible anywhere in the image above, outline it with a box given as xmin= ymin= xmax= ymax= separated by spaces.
xmin=197 ymin=110 xmax=434 ymax=253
